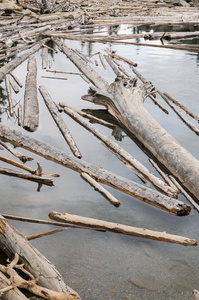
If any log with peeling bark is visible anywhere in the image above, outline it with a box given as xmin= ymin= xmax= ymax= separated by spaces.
xmin=23 ymin=55 xmax=39 ymax=132
xmin=39 ymin=85 xmax=82 ymax=158
xmin=49 ymin=211 xmax=197 ymax=246
xmin=0 ymin=214 xmax=81 ymax=299
xmin=0 ymin=124 xmax=191 ymax=215
xmin=0 ymin=38 xmax=50 ymax=82
xmin=62 ymin=103 xmax=177 ymax=198
xmin=52 ymin=39 xmax=199 ymax=202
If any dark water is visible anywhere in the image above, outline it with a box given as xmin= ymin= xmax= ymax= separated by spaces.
xmin=0 ymin=25 xmax=199 ymax=299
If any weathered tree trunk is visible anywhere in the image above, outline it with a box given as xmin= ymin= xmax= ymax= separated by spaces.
xmin=0 ymin=214 xmax=81 ymax=299
xmin=49 ymin=211 xmax=197 ymax=246
xmin=0 ymin=124 xmax=191 ymax=215
xmin=85 ymin=79 xmax=199 ymax=201
xmin=53 ymin=39 xmax=199 ymax=201
xmin=23 ymin=55 xmax=39 ymax=132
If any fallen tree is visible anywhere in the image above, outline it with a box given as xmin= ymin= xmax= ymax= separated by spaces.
xmin=49 ymin=211 xmax=197 ymax=246
xmin=53 ymin=38 xmax=199 ymax=201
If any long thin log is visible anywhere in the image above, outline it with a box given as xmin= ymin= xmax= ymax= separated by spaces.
xmin=59 ymin=103 xmax=116 ymax=130
xmin=0 ymin=140 xmax=34 ymax=163
xmin=62 ymin=104 xmax=177 ymax=197
xmin=26 ymin=227 xmax=70 ymax=241
xmin=49 ymin=211 xmax=197 ymax=246
xmin=2 ymin=214 xmax=106 ymax=232
xmin=18 ymin=101 xmax=22 ymax=126
xmin=80 ymin=172 xmax=120 ymax=207
xmin=9 ymin=72 xmax=23 ymax=88
xmin=0 ymin=214 xmax=81 ymax=299
xmin=0 ymin=124 xmax=190 ymax=215
xmin=23 ymin=55 xmax=39 ymax=132
xmin=164 ymin=92 xmax=199 ymax=123
xmin=169 ymin=175 xmax=199 ymax=212
xmin=0 ymin=38 xmax=50 ymax=81
xmin=5 ymin=75 xmax=14 ymax=117
xmin=39 ymin=85 xmax=82 ymax=159
xmin=0 ymin=167 xmax=54 ymax=186
xmin=160 ymin=92 xmax=199 ymax=136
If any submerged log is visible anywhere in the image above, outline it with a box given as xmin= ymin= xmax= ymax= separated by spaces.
xmin=23 ymin=55 xmax=39 ymax=132
xmin=0 ymin=124 xmax=191 ymax=215
xmin=49 ymin=211 xmax=197 ymax=246
xmin=0 ymin=214 xmax=81 ymax=299
xmin=52 ymin=40 xmax=199 ymax=201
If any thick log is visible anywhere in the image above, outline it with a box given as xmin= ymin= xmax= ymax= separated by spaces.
xmin=23 ymin=55 xmax=39 ymax=132
xmin=0 ymin=124 xmax=191 ymax=215
xmin=0 ymin=214 xmax=81 ymax=299
xmin=39 ymin=85 xmax=82 ymax=158
xmin=49 ymin=211 xmax=197 ymax=246
xmin=53 ymin=40 xmax=199 ymax=201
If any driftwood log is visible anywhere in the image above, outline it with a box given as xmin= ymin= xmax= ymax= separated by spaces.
xmin=39 ymin=85 xmax=82 ymax=158
xmin=49 ymin=211 xmax=197 ymax=246
xmin=23 ymin=55 xmax=39 ymax=132
xmin=0 ymin=124 xmax=191 ymax=215
xmin=53 ymin=38 xmax=199 ymax=201
xmin=0 ymin=214 xmax=80 ymax=299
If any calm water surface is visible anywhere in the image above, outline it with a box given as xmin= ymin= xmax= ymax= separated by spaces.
xmin=0 ymin=25 xmax=199 ymax=299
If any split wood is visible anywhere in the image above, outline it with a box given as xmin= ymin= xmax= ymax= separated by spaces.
xmin=49 ymin=211 xmax=197 ymax=246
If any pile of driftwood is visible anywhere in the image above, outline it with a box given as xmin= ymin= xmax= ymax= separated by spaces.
xmin=0 ymin=0 xmax=199 ymax=298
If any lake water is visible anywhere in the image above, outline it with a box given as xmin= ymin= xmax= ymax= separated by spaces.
xmin=0 ymin=24 xmax=199 ymax=299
